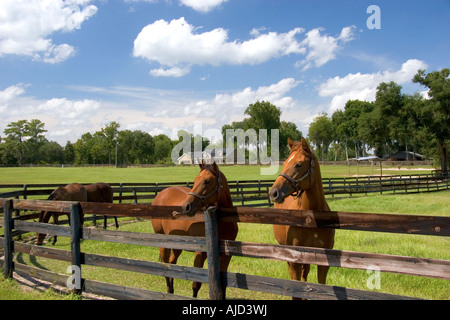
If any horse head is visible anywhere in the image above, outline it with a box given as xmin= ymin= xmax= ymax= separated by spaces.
xmin=48 ymin=186 xmax=66 ymax=201
xmin=182 ymin=160 xmax=223 ymax=216
xmin=269 ymin=137 xmax=316 ymax=203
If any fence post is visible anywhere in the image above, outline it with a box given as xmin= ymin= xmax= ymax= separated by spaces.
xmin=70 ymin=203 xmax=83 ymax=295
xmin=204 ymin=206 xmax=223 ymax=300
xmin=119 ymin=183 xmax=123 ymax=204
xmin=3 ymin=199 xmax=14 ymax=279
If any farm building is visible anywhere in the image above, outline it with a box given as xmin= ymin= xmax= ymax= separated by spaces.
xmin=177 ymin=151 xmax=211 ymax=164
xmin=386 ymin=151 xmax=426 ymax=161
xmin=177 ymin=148 xmax=237 ymax=164
xmin=206 ymin=148 xmax=237 ymax=164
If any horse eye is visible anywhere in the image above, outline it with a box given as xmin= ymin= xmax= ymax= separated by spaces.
xmin=295 ymin=162 xmax=303 ymax=168
xmin=204 ymin=179 xmax=210 ymax=185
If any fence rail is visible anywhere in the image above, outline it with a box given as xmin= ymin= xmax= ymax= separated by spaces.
xmin=1 ymin=197 xmax=449 ymax=300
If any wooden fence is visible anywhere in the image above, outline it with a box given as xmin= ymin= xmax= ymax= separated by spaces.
xmin=0 ymin=174 xmax=448 ymax=209
xmin=1 ymin=197 xmax=449 ymax=300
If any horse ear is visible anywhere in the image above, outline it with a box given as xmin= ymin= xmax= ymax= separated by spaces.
xmin=199 ymin=159 xmax=205 ymax=170
xmin=211 ymin=161 xmax=218 ymax=173
xmin=301 ymin=137 xmax=312 ymax=153
xmin=287 ymin=138 xmax=294 ymax=150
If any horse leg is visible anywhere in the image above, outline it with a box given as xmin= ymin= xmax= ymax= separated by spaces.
xmin=288 ymin=262 xmax=307 ymax=300
xmin=217 ymin=254 xmax=233 ymax=299
xmin=51 ymin=214 xmax=59 ymax=246
xmin=159 ymin=248 xmax=173 ymax=293
xmin=114 ymin=216 xmax=119 ymax=228
xmin=36 ymin=211 xmax=52 ymax=245
xmin=192 ymin=251 xmax=207 ymax=298
xmin=317 ymin=265 xmax=330 ymax=284
xmin=301 ymin=264 xmax=310 ymax=282
xmin=168 ymin=249 xmax=182 ymax=294
xmin=288 ymin=262 xmax=302 ymax=281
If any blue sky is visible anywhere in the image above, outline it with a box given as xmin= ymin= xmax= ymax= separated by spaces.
xmin=1 ymin=0 xmax=449 ymax=145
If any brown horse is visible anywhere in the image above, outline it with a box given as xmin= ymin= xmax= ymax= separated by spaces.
xmin=37 ymin=182 xmax=118 ymax=245
xmin=269 ymin=138 xmax=335 ymax=297
xmin=85 ymin=182 xmax=118 ymax=229
xmin=36 ymin=183 xmax=87 ymax=245
xmin=151 ymin=161 xmax=238 ymax=298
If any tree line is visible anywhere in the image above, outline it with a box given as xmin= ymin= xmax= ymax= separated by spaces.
xmin=307 ymin=68 xmax=449 ymax=174
xmin=1 ymin=69 xmax=447 ymax=173
xmin=0 ymin=119 xmax=175 ymax=166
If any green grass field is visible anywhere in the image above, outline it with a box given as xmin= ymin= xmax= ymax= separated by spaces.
xmin=0 ymin=163 xmax=436 ymax=184
xmin=0 ymin=165 xmax=448 ymax=300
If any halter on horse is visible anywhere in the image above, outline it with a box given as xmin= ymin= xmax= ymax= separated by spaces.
xmin=187 ymin=166 xmax=222 ymax=210
xmin=278 ymin=156 xmax=314 ymax=199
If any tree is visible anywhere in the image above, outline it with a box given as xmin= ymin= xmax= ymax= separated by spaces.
xmin=279 ymin=121 xmax=302 ymax=159
xmin=413 ymin=68 xmax=450 ymax=175
xmin=331 ymin=109 xmax=348 ymax=160
xmin=2 ymin=119 xmax=50 ymax=165
xmin=26 ymin=119 xmax=47 ymax=143
xmin=64 ymin=141 xmax=75 ymax=164
xmin=342 ymin=100 xmax=373 ymax=157
xmin=118 ymin=130 xmax=154 ymax=165
xmin=245 ymin=101 xmax=281 ymax=163
xmin=154 ymin=134 xmax=172 ymax=163
xmin=74 ymin=132 xmax=94 ymax=164
xmin=308 ymin=113 xmax=333 ymax=160
xmin=39 ymin=141 xmax=64 ymax=164
xmin=356 ymin=83 xmax=404 ymax=158
xmin=3 ymin=120 xmax=28 ymax=165
xmin=24 ymin=119 xmax=48 ymax=163
xmin=101 ymin=121 xmax=120 ymax=164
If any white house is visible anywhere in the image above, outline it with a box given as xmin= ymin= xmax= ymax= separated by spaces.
xmin=177 ymin=151 xmax=212 ymax=165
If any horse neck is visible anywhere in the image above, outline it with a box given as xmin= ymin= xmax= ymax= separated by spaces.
xmin=300 ymin=156 xmax=329 ymax=211
xmin=216 ymin=172 xmax=233 ymax=208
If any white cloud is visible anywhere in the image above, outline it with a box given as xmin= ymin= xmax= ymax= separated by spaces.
xmin=297 ymin=25 xmax=356 ymax=70
xmin=133 ymin=17 xmax=305 ymax=75
xmin=318 ymin=59 xmax=428 ymax=112
xmin=0 ymin=84 xmax=103 ymax=144
xmin=37 ymin=98 xmax=101 ymax=125
xmin=149 ymin=66 xmax=191 ymax=77
xmin=179 ymin=0 xmax=228 ymax=12
xmin=0 ymin=0 xmax=97 ymax=63
xmin=133 ymin=18 xmax=356 ymax=77
xmin=185 ymin=78 xmax=299 ymax=117
xmin=0 ymin=78 xmax=313 ymax=145
xmin=0 ymin=78 xmax=301 ymax=144
xmin=0 ymin=84 xmax=26 ymax=104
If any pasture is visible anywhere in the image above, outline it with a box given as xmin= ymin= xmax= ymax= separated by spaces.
xmin=1 ymin=165 xmax=449 ymax=300
xmin=0 ymin=163 xmax=435 ymax=184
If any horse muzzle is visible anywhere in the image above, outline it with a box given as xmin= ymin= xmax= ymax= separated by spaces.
xmin=269 ymin=186 xmax=287 ymax=204
xmin=181 ymin=196 xmax=201 ymax=217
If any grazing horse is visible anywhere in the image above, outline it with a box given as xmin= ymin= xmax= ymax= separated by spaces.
xmin=85 ymin=182 xmax=118 ymax=229
xmin=151 ymin=161 xmax=238 ymax=298
xmin=36 ymin=183 xmax=87 ymax=245
xmin=269 ymin=138 xmax=335 ymax=297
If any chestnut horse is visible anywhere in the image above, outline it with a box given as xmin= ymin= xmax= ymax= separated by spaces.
xmin=85 ymin=182 xmax=118 ymax=229
xmin=37 ymin=182 xmax=118 ymax=245
xmin=151 ymin=162 xmax=238 ymax=298
xmin=36 ymin=183 xmax=87 ymax=245
xmin=269 ymin=138 xmax=335 ymax=296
